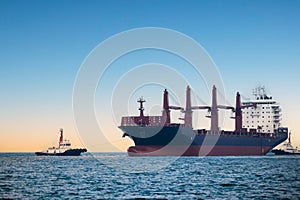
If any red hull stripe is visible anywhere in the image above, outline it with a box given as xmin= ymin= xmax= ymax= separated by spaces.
xmin=128 ymin=145 xmax=272 ymax=156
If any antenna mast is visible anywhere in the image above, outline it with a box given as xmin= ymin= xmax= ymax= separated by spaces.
xmin=137 ymin=97 xmax=145 ymax=117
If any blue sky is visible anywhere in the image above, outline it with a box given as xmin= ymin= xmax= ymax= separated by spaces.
xmin=1 ymin=0 xmax=300 ymax=151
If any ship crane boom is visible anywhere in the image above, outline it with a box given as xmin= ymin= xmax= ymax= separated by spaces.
xmin=168 ymin=106 xmax=184 ymax=110
xmin=191 ymin=106 xmax=211 ymax=110
xmin=217 ymin=105 xmax=235 ymax=111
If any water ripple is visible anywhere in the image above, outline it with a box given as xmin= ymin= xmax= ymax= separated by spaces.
xmin=0 ymin=153 xmax=300 ymax=199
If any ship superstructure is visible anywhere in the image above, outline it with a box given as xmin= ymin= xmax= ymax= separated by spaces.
xmin=119 ymin=86 xmax=288 ymax=156
xmin=242 ymin=86 xmax=281 ymax=133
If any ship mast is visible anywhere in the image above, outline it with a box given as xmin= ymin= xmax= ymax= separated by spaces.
xmin=184 ymin=86 xmax=193 ymax=128
xmin=235 ymin=92 xmax=243 ymax=132
xmin=59 ymin=128 xmax=63 ymax=148
xmin=210 ymin=85 xmax=219 ymax=132
xmin=137 ymin=97 xmax=145 ymax=117
xmin=234 ymin=92 xmax=256 ymax=132
xmin=162 ymin=89 xmax=171 ymax=126
xmin=186 ymin=86 xmax=211 ymax=128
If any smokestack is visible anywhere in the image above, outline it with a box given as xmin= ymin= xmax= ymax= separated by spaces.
xmin=211 ymin=85 xmax=219 ymax=132
xmin=184 ymin=86 xmax=193 ymax=128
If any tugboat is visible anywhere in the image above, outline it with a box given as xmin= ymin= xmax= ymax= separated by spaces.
xmin=35 ymin=128 xmax=87 ymax=156
xmin=272 ymin=132 xmax=300 ymax=155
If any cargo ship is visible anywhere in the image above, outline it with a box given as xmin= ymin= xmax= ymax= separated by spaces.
xmin=35 ymin=128 xmax=87 ymax=156
xmin=119 ymin=86 xmax=288 ymax=156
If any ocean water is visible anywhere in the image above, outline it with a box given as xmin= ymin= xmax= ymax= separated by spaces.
xmin=1 ymin=153 xmax=300 ymax=199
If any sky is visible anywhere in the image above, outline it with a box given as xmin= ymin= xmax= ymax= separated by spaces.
xmin=1 ymin=0 xmax=300 ymax=152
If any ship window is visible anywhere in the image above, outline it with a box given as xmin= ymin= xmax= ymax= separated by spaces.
xmin=262 ymin=112 xmax=264 ymax=114
xmin=268 ymin=121 xmax=270 ymax=123
xmin=266 ymin=125 xmax=269 ymax=127
xmin=262 ymin=116 xmax=264 ymax=118
xmin=268 ymin=116 xmax=270 ymax=118
xmin=262 ymin=107 xmax=264 ymax=109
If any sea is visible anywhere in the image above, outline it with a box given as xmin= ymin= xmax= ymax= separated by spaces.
xmin=1 ymin=153 xmax=300 ymax=199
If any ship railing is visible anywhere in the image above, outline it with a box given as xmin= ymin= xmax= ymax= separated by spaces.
xmin=196 ymin=129 xmax=287 ymax=138
xmin=194 ymin=129 xmax=279 ymax=138
xmin=197 ymin=130 xmax=270 ymax=137
xmin=225 ymin=130 xmax=279 ymax=138
xmin=121 ymin=116 xmax=165 ymax=126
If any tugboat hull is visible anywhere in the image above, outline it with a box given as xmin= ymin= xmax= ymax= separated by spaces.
xmin=271 ymin=149 xmax=300 ymax=155
xmin=35 ymin=148 xmax=87 ymax=156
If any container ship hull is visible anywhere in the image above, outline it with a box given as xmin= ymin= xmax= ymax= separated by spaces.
xmin=120 ymin=125 xmax=288 ymax=156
